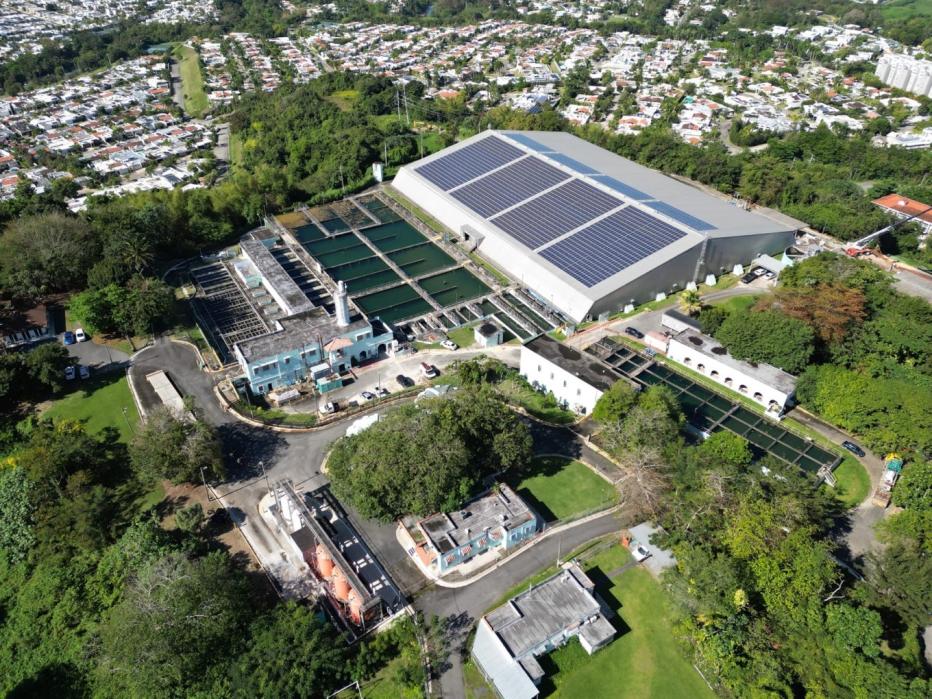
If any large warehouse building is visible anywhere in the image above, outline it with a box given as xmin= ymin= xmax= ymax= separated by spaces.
xmin=393 ymin=130 xmax=798 ymax=322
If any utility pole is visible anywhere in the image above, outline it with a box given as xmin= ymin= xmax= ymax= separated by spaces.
xmin=402 ymin=83 xmax=410 ymax=126
xmin=395 ymin=88 xmax=402 ymax=124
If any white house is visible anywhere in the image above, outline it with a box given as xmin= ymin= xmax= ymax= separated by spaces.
xmin=519 ymin=335 xmax=629 ymax=415
xmin=666 ymin=331 xmax=797 ymax=415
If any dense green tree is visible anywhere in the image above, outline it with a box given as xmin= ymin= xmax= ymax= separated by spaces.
xmin=697 ymin=305 xmax=728 ymax=335
xmin=696 ymin=432 xmax=752 ymax=470
xmin=173 ymin=503 xmax=205 ymax=534
xmin=130 ymin=406 xmax=224 ymax=485
xmin=23 ymin=343 xmax=73 ymax=393
xmin=715 ymin=309 xmax=815 ymax=374
xmin=825 ymin=603 xmax=882 ymax=658
xmin=0 ymin=213 xmax=98 ymax=300
xmin=327 ymin=388 xmax=531 ymax=520
xmin=591 ymin=380 xmax=639 ymax=423
xmin=230 ymin=602 xmax=348 ymax=698
xmin=0 ymin=467 xmax=36 ymax=564
xmin=96 ymin=551 xmax=252 ymax=697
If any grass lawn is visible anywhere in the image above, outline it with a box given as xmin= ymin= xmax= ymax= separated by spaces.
xmin=447 ymin=325 xmax=476 ymax=348
xmin=174 ymin=45 xmax=208 ymax=117
xmin=497 ymin=378 xmax=576 ymax=425
xmin=831 ymin=456 xmax=872 ymax=508
xmin=880 ymin=0 xmax=932 ymax=19
xmin=471 ymin=542 xmax=714 ymax=699
xmin=712 ymin=293 xmax=762 ymax=314
xmin=510 ymin=456 xmax=617 ymax=522
xmin=327 ymin=88 xmax=360 ymax=111
xmin=42 ymin=374 xmax=139 ymax=442
xmin=229 ymin=132 xmax=244 ymax=168
xmin=544 ymin=551 xmax=714 ymax=699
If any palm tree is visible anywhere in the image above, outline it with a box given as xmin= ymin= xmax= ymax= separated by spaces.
xmin=679 ymin=289 xmax=702 ymax=316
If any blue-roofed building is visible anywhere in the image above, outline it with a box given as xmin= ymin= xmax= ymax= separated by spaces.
xmin=394 ymin=130 xmax=801 ymax=322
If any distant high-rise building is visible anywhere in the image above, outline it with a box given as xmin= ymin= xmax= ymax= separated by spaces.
xmin=875 ymin=54 xmax=932 ymax=98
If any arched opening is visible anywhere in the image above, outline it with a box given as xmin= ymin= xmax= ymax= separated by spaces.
xmin=710 ymin=370 xmax=720 ymax=378
xmin=350 ymin=356 xmax=359 ymax=368
xmin=697 ymin=363 xmax=705 ymax=373
xmin=683 ymin=356 xmax=692 ymax=366
xmin=739 ymin=384 xmax=748 ymax=394
xmin=724 ymin=377 xmax=733 ymax=387
xmin=359 ymin=350 xmax=367 ymax=360
xmin=753 ymin=392 xmax=763 ymax=401
xmin=377 ymin=343 xmax=386 ymax=355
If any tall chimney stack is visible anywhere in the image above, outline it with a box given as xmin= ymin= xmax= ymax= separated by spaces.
xmin=335 ymin=280 xmax=350 ymax=327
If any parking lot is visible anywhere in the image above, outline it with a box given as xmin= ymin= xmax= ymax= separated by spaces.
xmin=280 ymin=343 xmax=521 ymax=414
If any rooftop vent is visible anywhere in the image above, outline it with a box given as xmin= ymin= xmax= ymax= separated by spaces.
xmin=711 ymin=346 xmax=727 ymax=355
xmin=688 ymin=336 xmax=703 ymax=346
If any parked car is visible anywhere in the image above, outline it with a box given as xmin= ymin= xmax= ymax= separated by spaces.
xmin=842 ymin=440 xmax=865 ymax=458
xmin=396 ymin=374 xmax=413 ymax=388
xmin=376 ymin=387 xmax=390 ymax=398
xmin=74 ymin=328 xmax=88 ymax=342
xmin=79 ymin=365 xmax=90 ymax=379
xmin=360 ymin=390 xmax=376 ymax=402
xmin=62 ymin=331 xmax=76 ymax=345
xmin=319 ymin=401 xmax=337 ymax=415
xmin=631 ymin=542 xmax=652 ymax=562
xmin=421 ymin=362 xmax=438 ymax=379
xmin=441 ymin=339 xmax=458 ymax=351
xmin=64 ymin=365 xmax=76 ymax=380
xmin=624 ymin=326 xmax=644 ymax=339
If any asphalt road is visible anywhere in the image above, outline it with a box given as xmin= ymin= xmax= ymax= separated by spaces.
xmin=415 ymin=510 xmax=626 ymax=699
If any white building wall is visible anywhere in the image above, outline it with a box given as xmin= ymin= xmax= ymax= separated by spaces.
xmin=666 ymin=337 xmax=793 ymax=412
xmin=519 ymin=345 xmax=605 ymax=414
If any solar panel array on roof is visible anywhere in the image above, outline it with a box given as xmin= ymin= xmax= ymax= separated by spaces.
xmin=643 ymin=200 xmax=717 ymax=231
xmin=414 ymin=136 xmax=523 ymax=191
xmin=449 ymin=157 xmax=570 ymax=218
xmin=546 ymin=152 xmax=600 ymax=175
xmin=505 ymin=132 xmax=555 ymax=153
xmin=491 ymin=179 xmax=621 ymax=251
xmin=540 ymin=206 xmax=688 ymax=287
xmin=592 ymin=174 xmax=654 ymax=201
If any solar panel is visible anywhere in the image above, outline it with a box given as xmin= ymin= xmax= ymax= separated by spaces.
xmin=592 ymin=175 xmax=654 ymax=201
xmin=415 ymin=135 xmax=523 ymax=191
xmin=540 ymin=207 xmax=689 ymax=287
xmin=491 ymin=179 xmax=621 ymax=250
xmin=545 ymin=152 xmax=600 ymax=175
xmin=449 ymin=157 xmax=570 ymax=218
xmin=504 ymin=133 xmax=555 ymax=153
xmin=643 ymin=200 xmax=717 ymax=231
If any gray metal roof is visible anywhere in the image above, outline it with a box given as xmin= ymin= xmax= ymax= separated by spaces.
xmin=500 ymin=130 xmax=803 ymax=237
xmin=488 ymin=564 xmax=602 ymax=659
xmin=471 ymin=619 xmax=539 ymax=699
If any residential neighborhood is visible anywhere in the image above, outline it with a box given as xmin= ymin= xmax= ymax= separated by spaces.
xmin=0 ymin=2 xmax=929 ymax=698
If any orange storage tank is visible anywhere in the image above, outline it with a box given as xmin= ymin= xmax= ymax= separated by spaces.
xmin=348 ymin=590 xmax=363 ymax=624
xmin=316 ymin=543 xmax=334 ymax=577
xmin=331 ymin=567 xmax=351 ymax=601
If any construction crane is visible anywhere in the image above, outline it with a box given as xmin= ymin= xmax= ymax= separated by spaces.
xmin=845 ymin=203 xmax=932 ymax=257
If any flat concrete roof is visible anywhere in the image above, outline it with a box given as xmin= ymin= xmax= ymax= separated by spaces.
xmin=486 ymin=563 xmax=608 ymax=659
xmin=524 ymin=334 xmax=627 ymax=393
xmin=671 ymin=330 xmax=798 ymax=392
xmin=240 ymin=238 xmax=316 ymax=316
xmin=419 ymin=483 xmax=535 ymax=555
xmin=235 ymin=309 xmax=373 ymax=363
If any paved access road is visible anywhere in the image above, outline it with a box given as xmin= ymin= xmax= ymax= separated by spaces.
xmin=415 ymin=510 xmax=625 ymax=699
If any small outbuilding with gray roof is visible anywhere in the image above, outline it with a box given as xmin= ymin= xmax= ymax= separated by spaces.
xmin=471 ymin=562 xmax=616 ymax=699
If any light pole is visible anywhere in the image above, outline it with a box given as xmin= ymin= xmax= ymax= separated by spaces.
xmin=121 ymin=406 xmax=134 ymax=435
